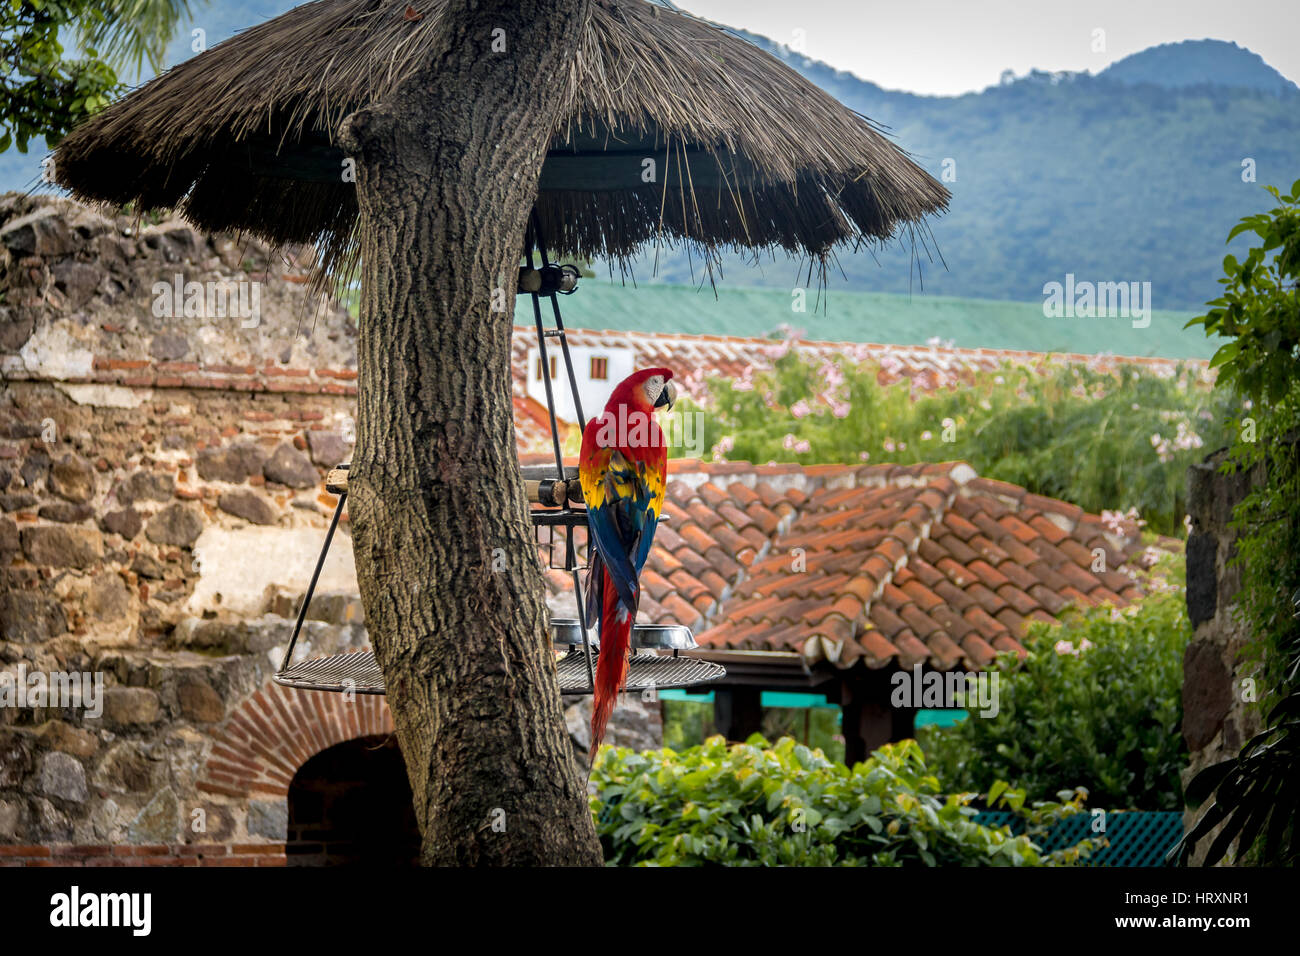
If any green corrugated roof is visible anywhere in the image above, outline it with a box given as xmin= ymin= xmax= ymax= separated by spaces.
xmin=515 ymin=283 xmax=1213 ymax=360
xmin=658 ymin=691 xmax=969 ymax=730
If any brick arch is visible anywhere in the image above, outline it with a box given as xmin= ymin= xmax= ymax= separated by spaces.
xmin=198 ymin=680 xmax=395 ymax=799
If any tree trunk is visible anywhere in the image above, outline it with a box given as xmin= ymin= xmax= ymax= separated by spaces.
xmin=337 ymin=0 xmax=600 ymax=866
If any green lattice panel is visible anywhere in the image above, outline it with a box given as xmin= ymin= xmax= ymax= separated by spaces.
xmin=974 ymin=810 xmax=1184 ymax=866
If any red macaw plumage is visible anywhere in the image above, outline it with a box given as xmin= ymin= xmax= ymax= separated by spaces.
xmin=578 ymin=367 xmax=676 ymax=762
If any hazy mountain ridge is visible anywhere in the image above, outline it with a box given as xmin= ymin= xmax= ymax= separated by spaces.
xmin=1098 ymin=39 xmax=1298 ymax=94
xmin=737 ymin=33 xmax=1298 ymax=98
xmin=637 ymin=33 xmax=1300 ymax=309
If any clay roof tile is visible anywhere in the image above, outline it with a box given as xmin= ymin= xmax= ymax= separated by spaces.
xmin=696 ymin=481 xmax=731 ymax=509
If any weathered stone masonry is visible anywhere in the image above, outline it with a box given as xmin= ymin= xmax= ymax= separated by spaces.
xmin=0 ymin=195 xmax=373 ymax=864
xmin=0 ymin=194 xmax=657 ymax=865
xmin=1181 ymin=445 xmax=1271 ymax=864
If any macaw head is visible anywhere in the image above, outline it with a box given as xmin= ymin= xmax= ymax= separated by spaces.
xmin=607 ymin=367 xmax=676 ymax=413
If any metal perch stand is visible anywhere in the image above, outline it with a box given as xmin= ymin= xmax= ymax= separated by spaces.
xmin=273 ymin=218 xmax=724 ymax=697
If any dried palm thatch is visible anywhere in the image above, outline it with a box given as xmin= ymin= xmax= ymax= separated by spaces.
xmin=53 ymin=0 xmax=948 ymax=281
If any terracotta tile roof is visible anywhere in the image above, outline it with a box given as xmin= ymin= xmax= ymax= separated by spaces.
xmin=513 ymin=394 xmax=576 ymax=457
xmin=535 ymin=459 xmax=1173 ymax=674
xmin=510 ymin=326 xmax=1202 ymax=389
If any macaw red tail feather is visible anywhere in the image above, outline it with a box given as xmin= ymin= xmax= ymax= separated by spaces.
xmin=590 ymin=563 xmax=632 ymax=765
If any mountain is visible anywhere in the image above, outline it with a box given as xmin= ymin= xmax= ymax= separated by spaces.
xmin=5 ymin=5 xmax=1298 ymax=313
xmin=637 ymin=31 xmax=1300 ymax=310
xmin=1098 ymin=39 xmax=1298 ymax=94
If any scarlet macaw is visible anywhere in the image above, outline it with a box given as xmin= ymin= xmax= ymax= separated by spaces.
xmin=579 ymin=367 xmax=677 ymax=761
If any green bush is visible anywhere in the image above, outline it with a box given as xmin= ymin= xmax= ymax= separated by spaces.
xmin=677 ymin=344 xmax=1236 ymax=536
xmin=590 ymin=735 xmax=1096 ymax=866
xmin=1188 ymin=180 xmax=1300 ymax=405
xmin=918 ymin=586 xmax=1191 ymax=810
xmin=662 ymin=698 xmax=847 ymax=762
xmin=1179 ymin=183 xmax=1300 ymax=866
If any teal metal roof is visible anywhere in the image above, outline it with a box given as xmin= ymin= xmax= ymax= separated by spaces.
xmin=975 ymin=810 xmax=1185 ymax=866
xmin=516 ymin=282 xmax=1213 ymax=360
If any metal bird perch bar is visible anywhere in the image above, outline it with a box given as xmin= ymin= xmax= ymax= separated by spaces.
xmin=274 ymin=214 xmax=724 ymax=698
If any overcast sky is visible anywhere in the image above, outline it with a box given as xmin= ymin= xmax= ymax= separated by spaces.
xmin=679 ymin=0 xmax=1300 ymax=95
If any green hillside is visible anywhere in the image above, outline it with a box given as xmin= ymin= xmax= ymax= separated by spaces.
xmin=641 ymin=34 xmax=1300 ymax=310
xmin=515 ymin=283 xmax=1212 ymax=359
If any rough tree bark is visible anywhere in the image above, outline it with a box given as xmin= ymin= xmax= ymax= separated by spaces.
xmin=337 ymin=0 xmax=601 ymax=865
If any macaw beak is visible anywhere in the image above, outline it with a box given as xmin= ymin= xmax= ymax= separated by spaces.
xmin=655 ymin=380 xmax=677 ymax=411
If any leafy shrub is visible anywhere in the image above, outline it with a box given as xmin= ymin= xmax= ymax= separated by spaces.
xmin=590 ymin=735 xmax=1095 ymax=866
xmin=677 ymin=343 xmax=1236 ymax=536
xmin=1179 ymin=184 xmax=1300 ymax=866
xmin=918 ymin=586 xmax=1191 ymax=810
xmin=662 ymin=698 xmax=846 ymax=762
xmin=1185 ymin=380 xmax=1300 ymax=865
xmin=1187 ymin=180 xmax=1300 ymax=405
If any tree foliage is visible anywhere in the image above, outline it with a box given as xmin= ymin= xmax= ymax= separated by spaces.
xmin=1 ymin=0 xmax=193 ymax=153
xmin=1177 ymin=182 xmax=1300 ymax=866
xmin=1188 ymin=180 xmax=1300 ymax=404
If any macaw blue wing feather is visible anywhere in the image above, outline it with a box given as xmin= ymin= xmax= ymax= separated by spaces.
xmin=586 ymin=500 xmax=640 ymax=617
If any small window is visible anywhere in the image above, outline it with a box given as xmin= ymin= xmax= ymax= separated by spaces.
xmin=535 ymin=356 xmax=557 ymax=379
xmin=590 ymin=356 xmax=608 ymax=380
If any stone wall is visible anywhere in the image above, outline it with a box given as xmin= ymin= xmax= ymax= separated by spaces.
xmin=0 ymin=377 xmax=372 ymax=848
xmin=1181 ymin=446 xmax=1266 ymax=864
xmin=0 ymin=195 xmax=659 ymax=863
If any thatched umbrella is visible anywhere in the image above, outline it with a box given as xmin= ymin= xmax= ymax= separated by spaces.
xmin=53 ymin=0 xmax=947 ymax=867
xmin=54 ymin=0 xmax=946 ymax=276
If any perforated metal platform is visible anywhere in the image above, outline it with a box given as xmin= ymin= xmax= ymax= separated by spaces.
xmin=274 ymin=648 xmax=725 ymax=696
xmin=555 ymin=650 xmax=726 ymax=694
xmin=274 ymin=649 xmax=386 ymax=695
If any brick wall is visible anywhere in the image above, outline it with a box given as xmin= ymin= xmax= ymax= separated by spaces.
xmin=0 ymin=844 xmax=286 ymax=866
